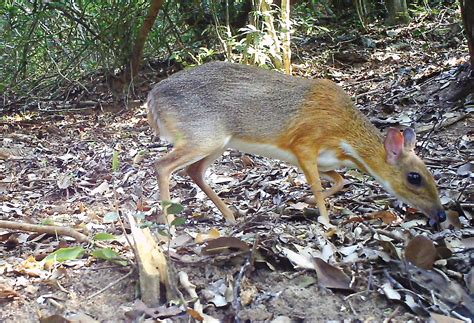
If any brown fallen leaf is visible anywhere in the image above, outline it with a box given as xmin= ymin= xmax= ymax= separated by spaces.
xmin=369 ymin=210 xmax=398 ymax=224
xmin=430 ymin=312 xmax=465 ymax=323
xmin=132 ymin=300 xmax=184 ymax=319
xmin=202 ymin=237 xmax=250 ymax=255
xmin=195 ymin=228 xmax=221 ymax=244
xmin=40 ymin=313 xmax=99 ymax=323
xmin=312 ymin=257 xmax=352 ymax=291
xmin=187 ymin=307 xmax=204 ymax=321
xmin=378 ymin=240 xmax=401 ymax=260
xmin=405 ymin=235 xmax=437 ymax=270
xmin=435 ymin=246 xmax=452 ymax=260
xmin=241 ymin=155 xmax=255 ymax=167
xmin=440 ymin=210 xmax=462 ymax=229
xmin=0 ymin=282 xmax=20 ymax=301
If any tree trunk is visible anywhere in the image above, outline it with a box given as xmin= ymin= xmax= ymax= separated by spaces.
xmin=460 ymin=0 xmax=474 ymax=66
xmin=385 ymin=0 xmax=410 ymax=25
xmin=123 ymin=0 xmax=164 ymax=85
xmin=281 ymin=0 xmax=291 ymax=74
xmin=438 ymin=0 xmax=474 ymax=102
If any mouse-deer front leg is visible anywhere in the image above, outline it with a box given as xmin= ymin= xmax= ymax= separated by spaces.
xmin=295 ymin=152 xmax=332 ymax=227
xmin=305 ymin=170 xmax=345 ymax=204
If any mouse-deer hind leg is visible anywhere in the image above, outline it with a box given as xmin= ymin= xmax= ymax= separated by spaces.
xmin=154 ymin=146 xmax=211 ymax=222
xmin=186 ymin=149 xmax=236 ymax=224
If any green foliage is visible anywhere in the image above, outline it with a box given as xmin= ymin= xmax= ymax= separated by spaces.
xmin=112 ymin=150 xmax=120 ymax=172
xmin=1 ymin=0 xmax=299 ymax=99
xmin=2 ymin=0 xmax=448 ymax=102
xmin=161 ymin=200 xmax=184 ymax=215
xmin=170 ymin=217 xmax=186 ymax=227
xmin=93 ymin=232 xmax=116 ymax=241
xmin=44 ymin=246 xmax=85 ymax=265
xmin=92 ymin=247 xmax=127 ymax=266
xmin=1 ymin=1 xmax=152 ymax=97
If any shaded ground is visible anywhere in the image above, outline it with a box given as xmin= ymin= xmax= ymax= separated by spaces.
xmin=1 ymin=6 xmax=473 ymax=322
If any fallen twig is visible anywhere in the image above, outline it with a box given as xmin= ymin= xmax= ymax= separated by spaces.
xmin=0 ymin=220 xmax=90 ymax=242
xmin=232 ymin=235 xmax=259 ymax=322
xmin=87 ymin=267 xmax=134 ymax=300
xmin=417 ymin=113 xmax=469 ymax=134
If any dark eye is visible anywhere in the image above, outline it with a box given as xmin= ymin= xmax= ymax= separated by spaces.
xmin=407 ymin=172 xmax=422 ymax=186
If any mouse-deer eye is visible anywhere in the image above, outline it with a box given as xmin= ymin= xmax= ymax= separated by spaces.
xmin=407 ymin=172 xmax=422 ymax=186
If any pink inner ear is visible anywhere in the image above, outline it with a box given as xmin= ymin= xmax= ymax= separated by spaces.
xmin=384 ymin=128 xmax=404 ymax=164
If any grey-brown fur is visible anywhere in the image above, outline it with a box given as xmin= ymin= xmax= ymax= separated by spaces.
xmin=147 ymin=61 xmax=315 ymax=144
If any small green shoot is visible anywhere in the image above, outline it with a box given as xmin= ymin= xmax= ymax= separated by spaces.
xmin=92 ymin=248 xmax=127 ymax=266
xmin=161 ymin=200 xmax=184 ymax=215
xmin=170 ymin=217 xmax=186 ymax=227
xmin=112 ymin=150 xmax=120 ymax=172
xmin=94 ymin=232 xmax=116 ymax=241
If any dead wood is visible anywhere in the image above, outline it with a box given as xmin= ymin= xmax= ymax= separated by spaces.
xmin=0 ymin=220 xmax=90 ymax=243
xmin=127 ymin=213 xmax=176 ymax=307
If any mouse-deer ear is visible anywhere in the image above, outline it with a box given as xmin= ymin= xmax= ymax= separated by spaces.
xmin=384 ymin=128 xmax=404 ymax=164
xmin=403 ymin=127 xmax=416 ymax=151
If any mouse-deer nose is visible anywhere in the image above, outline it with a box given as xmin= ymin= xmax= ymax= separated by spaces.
xmin=437 ymin=210 xmax=446 ymax=222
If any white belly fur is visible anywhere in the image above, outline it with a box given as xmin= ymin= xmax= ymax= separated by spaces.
xmin=228 ymin=138 xmax=299 ymax=165
xmin=228 ymin=138 xmax=355 ymax=172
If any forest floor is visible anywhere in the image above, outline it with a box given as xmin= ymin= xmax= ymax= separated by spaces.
xmin=1 ymin=6 xmax=473 ymax=323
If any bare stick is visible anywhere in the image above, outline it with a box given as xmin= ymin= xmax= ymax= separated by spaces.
xmin=0 ymin=220 xmax=90 ymax=243
xmin=87 ymin=268 xmax=134 ymax=300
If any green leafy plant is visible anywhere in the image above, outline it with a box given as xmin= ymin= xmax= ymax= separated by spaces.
xmin=93 ymin=232 xmax=116 ymax=241
xmin=44 ymin=246 xmax=85 ymax=266
xmin=92 ymin=248 xmax=128 ymax=266
xmin=112 ymin=150 xmax=120 ymax=172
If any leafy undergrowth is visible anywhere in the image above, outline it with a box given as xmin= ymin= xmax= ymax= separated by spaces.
xmin=1 ymin=7 xmax=473 ymax=323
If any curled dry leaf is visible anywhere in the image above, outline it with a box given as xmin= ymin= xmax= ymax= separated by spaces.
xmin=435 ymin=246 xmax=452 ymax=260
xmin=14 ymin=256 xmax=45 ymax=278
xmin=440 ymin=210 xmax=462 ymax=229
xmin=131 ymin=300 xmax=183 ymax=319
xmin=378 ymin=240 xmax=401 ymax=260
xmin=456 ymin=162 xmax=472 ymax=176
xmin=195 ymin=228 xmax=221 ymax=244
xmin=430 ymin=313 xmax=465 ymax=323
xmin=465 ymin=267 xmax=474 ymax=294
xmin=380 ymin=282 xmax=401 ymax=300
xmin=408 ymin=264 xmax=474 ymax=308
xmin=201 ymin=279 xmax=231 ymax=308
xmin=280 ymin=247 xmax=314 ymax=269
xmin=0 ymin=282 xmax=19 ymax=301
xmin=178 ymin=271 xmax=198 ymax=299
xmin=380 ymin=282 xmax=426 ymax=316
xmin=202 ymin=237 xmax=249 ymax=255
xmin=241 ymin=155 xmax=255 ymax=167
xmin=57 ymin=173 xmax=73 ymax=189
xmin=89 ymin=181 xmax=110 ymax=196
xmin=369 ymin=210 xmax=398 ymax=224
xmin=405 ymin=235 xmax=437 ymax=270
xmin=187 ymin=308 xmax=204 ymax=321
xmin=312 ymin=258 xmax=352 ymax=291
